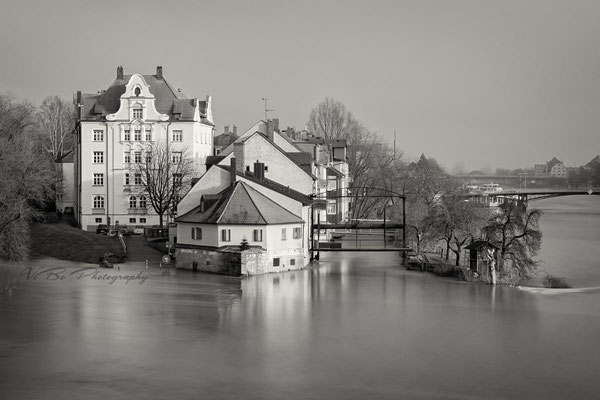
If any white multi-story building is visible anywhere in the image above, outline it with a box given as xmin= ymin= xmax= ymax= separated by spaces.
xmin=74 ymin=66 xmax=215 ymax=231
xmin=550 ymin=162 xmax=567 ymax=178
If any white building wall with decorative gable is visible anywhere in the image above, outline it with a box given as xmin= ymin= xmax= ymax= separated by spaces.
xmin=76 ymin=72 xmax=214 ymax=231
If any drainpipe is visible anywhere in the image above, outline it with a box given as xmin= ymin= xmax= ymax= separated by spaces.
xmin=105 ymin=121 xmax=110 ymax=227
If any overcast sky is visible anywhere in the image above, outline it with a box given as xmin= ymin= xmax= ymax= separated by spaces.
xmin=1 ymin=0 xmax=599 ymax=171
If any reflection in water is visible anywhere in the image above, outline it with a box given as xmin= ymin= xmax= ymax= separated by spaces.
xmin=1 ymin=253 xmax=600 ymax=399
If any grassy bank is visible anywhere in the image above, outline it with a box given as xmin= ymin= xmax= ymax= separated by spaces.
xmin=29 ymin=222 xmax=126 ymax=263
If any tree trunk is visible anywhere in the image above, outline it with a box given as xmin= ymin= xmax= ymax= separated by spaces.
xmin=445 ymin=240 xmax=450 ymax=260
xmin=159 ymin=213 xmax=164 ymax=228
xmin=455 ymin=250 xmax=460 ymax=266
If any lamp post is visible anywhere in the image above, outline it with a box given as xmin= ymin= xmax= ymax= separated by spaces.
xmin=518 ymin=172 xmax=528 ymax=191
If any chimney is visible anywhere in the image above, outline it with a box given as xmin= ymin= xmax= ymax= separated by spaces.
xmin=156 ymin=66 xmax=163 ymax=79
xmin=273 ymin=118 xmax=280 ymax=133
xmin=254 ymin=160 xmax=265 ymax=181
xmin=224 ymin=125 xmax=229 ymax=135
xmin=232 ymin=125 xmax=237 ymax=135
xmin=230 ymin=157 xmax=237 ymax=186
xmin=267 ymin=119 xmax=274 ymax=142
xmin=117 ymin=66 xmax=123 ymax=80
xmin=233 ymin=142 xmax=245 ymax=173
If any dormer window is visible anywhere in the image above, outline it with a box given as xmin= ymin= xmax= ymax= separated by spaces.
xmin=134 ymin=87 xmax=141 ymax=97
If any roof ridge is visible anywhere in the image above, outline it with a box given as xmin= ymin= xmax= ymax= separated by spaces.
xmin=216 ymin=183 xmax=240 ymax=224
xmin=239 ymin=182 xmax=268 ymax=224
xmin=241 ymin=181 xmax=302 ymax=221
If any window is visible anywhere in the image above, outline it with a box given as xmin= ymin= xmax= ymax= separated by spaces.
xmin=290 ymin=259 xmax=296 ymax=266
xmin=129 ymin=196 xmax=137 ymax=208
xmin=145 ymin=130 xmax=152 ymax=141
xmin=253 ymin=229 xmax=263 ymax=242
xmin=145 ymin=152 xmax=152 ymax=163
xmin=173 ymin=173 xmax=182 ymax=186
xmin=139 ymin=196 xmax=147 ymax=209
xmin=172 ymin=152 xmax=182 ymax=164
xmin=172 ymin=130 xmax=182 ymax=141
xmin=93 ymin=173 xmax=104 ymax=186
xmin=134 ymin=173 xmax=142 ymax=185
xmin=192 ymin=227 xmax=202 ymax=240
xmin=281 ymin=228 xmax=287 ymax=241
xmin=93 ymin=130 xmax=104 ymax=141
xmin=93 ymin=151 xmax=103 ymax=164
xmin=140 ymin=218 xmax=146 ymax=223
xmin=124 ymin=173 xmax=130 ymax=185
xmin=124 ymin=129 xmax=131 ymax=141
xmin=134 ymin=152 xmax=142 ymax=163
xmin=57 ymin=193 xmax=63 ymax=201
xmin=327 ymin=200 xmax=337 ymax=215
xmin=221 ymin=229 xmax=231 ymax=242
xmin=273 ymin=258 xmax=280 ymax=267
xmin=293 ymin=227 xmax=301 ymax=239
xmin=134 ymin=128 xmax=142 ymax=141
xmin=124 ymin=152 xmax=131 ymax=164
xmin=95 ymin=218 xmax=102 ymax=223
xmin=133 ymin=107 xmax=143 ymax=119
xmin=129 ymin=218 xmax=136 ymax=224
xmin=93 ymin=195 xmax=104 ymax=209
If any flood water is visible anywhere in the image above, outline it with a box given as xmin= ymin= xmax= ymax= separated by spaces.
xmin=1 ymin=196 xmax=600 ymax=399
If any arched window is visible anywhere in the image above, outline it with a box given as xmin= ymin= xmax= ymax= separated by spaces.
xmin=129 ymin=196 xmax=137 ymax=208
xmin=139 ymin=196 xmax=147 ymax=209
xmin=93 ymin=196 xmax=104 ymax=209
xmin=134 ymin=87 xmax=141 ymax=96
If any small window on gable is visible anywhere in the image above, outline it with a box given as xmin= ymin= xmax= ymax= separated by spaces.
xmin=134 ymin=87 xmax=141 ymax=96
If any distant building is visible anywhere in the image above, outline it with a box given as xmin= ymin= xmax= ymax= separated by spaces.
xmin=534 ymin=164 xmax=548 ymax=176
xmin=550 ymin=162 xmax=567 ymax=178
xmin=73 ymin=66 xmax=215 ymax=231
xmin=214 ymin=125 xmax=238 ymax=155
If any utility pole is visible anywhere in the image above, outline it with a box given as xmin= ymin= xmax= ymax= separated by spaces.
xmin=393 ymin=130 xmax=396 ymax=160
xmin=261 ymin=98 xmax=274 ymax=121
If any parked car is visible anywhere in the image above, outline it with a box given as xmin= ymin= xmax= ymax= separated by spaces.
xmin=133 ymin=226 xmax=145 ymax=235
xmin=96 ymin=224 xmax=108 ymax=234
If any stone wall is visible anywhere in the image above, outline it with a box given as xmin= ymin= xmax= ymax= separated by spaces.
xmin=176 ymin=247 xmax=241 ymax=276
xmin=175 ymin=245 xmax=308 ymax=276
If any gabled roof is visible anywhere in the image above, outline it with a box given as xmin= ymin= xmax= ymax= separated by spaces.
xmin=214 ymin=133 xmax=239 ymax=147
xmin=176 ymin=181 xmax=303 ymax=225
xmin=214 ymin=164 xmax=313 ymax=205
xmin=219 ymin=131 xmax=316 ymax=181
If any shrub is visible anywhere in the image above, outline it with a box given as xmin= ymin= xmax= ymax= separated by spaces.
xmin=543 ymin=274 xmax=571 ymax=289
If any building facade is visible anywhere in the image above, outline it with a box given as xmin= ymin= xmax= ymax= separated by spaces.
xmin=74 ymin=66 xmax=214 ymax=230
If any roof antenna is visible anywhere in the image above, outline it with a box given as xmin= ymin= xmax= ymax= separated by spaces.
xmin=261 ymin=98 xmax=274 ymax=121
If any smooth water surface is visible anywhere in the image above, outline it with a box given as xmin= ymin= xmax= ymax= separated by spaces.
xmin=2 ymin=250 xmax=600 ymax=399
xmin=532 ymin=195 xmax=600 ymax=286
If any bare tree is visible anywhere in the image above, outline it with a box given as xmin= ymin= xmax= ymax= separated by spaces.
xmin=307 ymin=98 xmax=400 ymax=220
xmin=0 ymin=93 xmax=53 ymax=261
xmin=131 ymin=140 xmax=195 ymax=227
xmin=37 ymin=96 xmax=76 ymax=160
xmin=484 ymin=202 xmax=543 ymax=285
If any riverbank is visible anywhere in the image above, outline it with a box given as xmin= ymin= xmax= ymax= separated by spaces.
xmin=29 ymin=221 xmax=164 ymax=264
